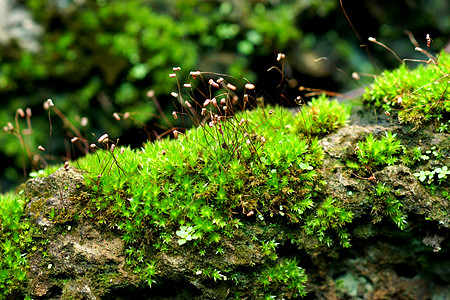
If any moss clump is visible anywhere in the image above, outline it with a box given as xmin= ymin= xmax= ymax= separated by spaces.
xmin=357 ymin=131 xmax=403 ymax=168
xmin=0 ymin=193 xmax=31 ymax=298
xmin=369 ymin=182 xmax=408 ymax=230
xmin=255 ymin=258 xmax=307 ymax=298
xmin=78 ymin=105 xmax=327 ymax=247
xmin=66 ymin=99 xmax=355 ymax=296
xmin=294 ymin=94 xmax=350 ymax=137
xmin=362 ymin=51 xmax=450 ymax=130
xmin=345 ymin=130 xmax=403 ymax=180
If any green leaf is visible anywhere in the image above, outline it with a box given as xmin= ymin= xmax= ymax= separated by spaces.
xmin=299 ymin=162 xmax=313 ymax=170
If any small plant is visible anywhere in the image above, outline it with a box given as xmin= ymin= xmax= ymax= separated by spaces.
xmin=303 ymin=197 xmax=353 ymax=248
xmin=362 ymin=51 xmax=450 ymax=130
xmin=414 ymin=166 xmax=450 ymax=185
xmin=142 ymin=260 xmax=157 ymax=287
xmin=176 ymin=225 xmax=200 ymax=245
xmin=201 ymin=267 xmax=228 ymax=282
xmin=0 ymin=193 xmax=30 ymax=298
xmin=294 ymin=94 xmax=350 ymax=137
xmin=370 ymin=183 xmax=407 ymax=230
xmin=401 ymin=146 xmax=425 ymax=167
xmin=401 ymin=144 xmax=449 ymax=186
xmin=257 ymin=258 xmax=307 ymax=298
xmin=437 ymin=120 xmax=450 ymax=133
xmin=260 ymin=239 xmax=279 ymax=261
xmin=356 ymin=131 xmax=403 ymax=169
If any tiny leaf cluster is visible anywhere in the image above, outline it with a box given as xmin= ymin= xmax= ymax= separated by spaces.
xmin=370 ymin=183 xmax=408 ymax=230
xmin=294 ymin=94 xmax=350 ymax=137
xmin=362 ymin=51 xmax=450 ymax=130
xmin=256 ymin=258 xmax=307 ymax=298
xmin=0 ymin=193 xmax=30 ymax=298
xmin=356 ymin=131 xmax=403 ymax=170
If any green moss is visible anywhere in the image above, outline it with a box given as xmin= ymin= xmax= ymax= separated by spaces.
xmin=78 ymin=105 xmax=326 ymax=243
xmin=0 ymin=193 xmax=31 ymax=298
xmin=5 ymin=50 xmax=447 ymax=296
xmin=344 ymin=130 xmax=405 ymax=180
xmin=362 ymin=51 xmax=450 ymax=130
xmin=356 ymin=131 xmax=403 ymax=169
xmin=294 ymin=94 xmax=350 ymax=138
xmin=67 ymin=101 xmax=358 ymax=295
xmin=369 ymin=183 xmax=408 ymax=230
xmin=303 ymin=197 xmax=354 ymax=248
xmin=401 ymin=146 xmax=425 ymax=167
xmin=255 ymin=258 xmax=307 ymax=298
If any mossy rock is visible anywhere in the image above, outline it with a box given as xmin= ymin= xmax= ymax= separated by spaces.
xmin=1 ymin=52 xmax=450 ymax=299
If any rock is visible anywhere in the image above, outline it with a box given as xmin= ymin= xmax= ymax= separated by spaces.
xmin=23 ymin=167 xmax=138 ymax=298
xmin=61 ymin=278 xmax=98 ymax=300
xmin=24 ymin=166 xmax=85 ymax=227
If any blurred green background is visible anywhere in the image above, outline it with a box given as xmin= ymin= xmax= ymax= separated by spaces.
xmin=1 ymin=0 xmax=449 ymax=192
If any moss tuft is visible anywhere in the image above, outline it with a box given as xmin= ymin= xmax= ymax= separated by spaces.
xmin=294 ymin=94 xmax=350 ymax=137
xmin=362 ymin=51 xmax=450 ymax=130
